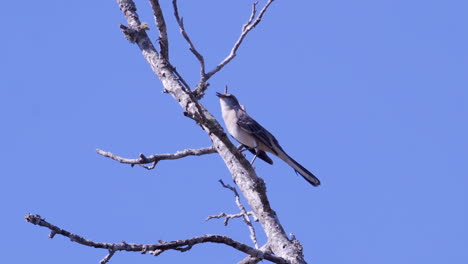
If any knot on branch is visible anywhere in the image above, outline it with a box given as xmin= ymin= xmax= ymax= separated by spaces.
xmin=193 ymin=82 xmax=210 ymax=99
xmin=119 ymin=2 xmax=136 ymax=12
xmin=120 ymin=23 xmax=150 ymax=43
xmin=253 ymin=177 xmax=267 ymax=193
xmin=25 ymin=214 xmax=43 ymax=225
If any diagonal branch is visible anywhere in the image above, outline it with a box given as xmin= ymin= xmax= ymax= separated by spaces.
xmin=172 ymin=0 xmax=206 ymax=86
xmin=100 ymin=250 xmax=115 ymax=264
xmin=118 ymin=1 xmax=193 ymax=93
xmin=219 ymin=180 xmax=259 ymax=248
xmin=149 ymin=1 xmax=193 ymax=91
xmin=206 ymin=0 xmax=274 ymax=79
xmin=113 ymin=1 xmax=305 ymax=263
xmin=96 ymin=146 xmax=216 ymax=169
xmin=190 ymin=0 xmax=274 ymax=99
xmin=149 ymin=0 xmax=169 ymax=58
xmin=239 ymin=243 xmax=274 ymax=264
xmin=25 ymin=214 xmax=287 ymax=264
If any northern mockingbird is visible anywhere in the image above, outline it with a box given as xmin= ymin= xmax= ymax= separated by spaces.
xmin=216 ymin=92 xmax=320 ymax=186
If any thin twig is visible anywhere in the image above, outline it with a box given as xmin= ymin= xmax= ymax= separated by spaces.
xmin=96 ymin=146 xmax=217 ymax=169
xmin=172 ymin=0 xmax=206 ymax=79
xmin=206 ymin=211 xmax=255 ymax=226
xmin=204 ymin=0 xmax=274 ymax=81
xmin=100 ymin=250 xmax=115 ymax=264
xmin=167 ymin=63 xmax=192 ymax=91
xmin=219 ymin=180 xmax=259 ymax=249
xmin=192 ymin=0 xmax=275 ymax=99
xmin=149 ymin=0 xmax=169 ymax=58
xmin=25 ymin=214 xmax=286 ymax=263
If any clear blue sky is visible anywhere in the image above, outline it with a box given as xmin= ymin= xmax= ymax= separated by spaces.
xmin=1 ymin=1 xmax=467 ymax=263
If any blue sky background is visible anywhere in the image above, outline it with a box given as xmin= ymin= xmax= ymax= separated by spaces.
xmin=1 ymin=0 xmax=467 ymax=263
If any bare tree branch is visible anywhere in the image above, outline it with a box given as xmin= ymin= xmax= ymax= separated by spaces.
xmin=238 ymin=243 xmax=274 ymax=264
xmin=172 ymin=0 xmax=210 ymax=99
xmin=148 ymin=0 xmax=169 ymax=58
xmin=96 ymin=146 xmax=216 ymax=169
xmin=168 ymin=1 xmax=275 ymax=99
xmin=100 ymin=250 xmax=115 ymax=264
xmin=115 ymin=1 xmax=306 ymax=263
xmin=22 ymin=1 xmax=308 ymax=263
xmin=167 ymin=64 xmax=192 ymax=91
xmin=206 ymin=0 xmax=274 ymax=79
xmin=25 ymin=214 xmax=287 ymax=264
xmin=206 ymin=211 xmax=255 ymax=225
xmin=148 ymin=1 xmax=193 ymax=91
xmin=26 ymin=1 xmax=310 ymax=263
xmin=172 ymin=0 xmax=206 ymax=77
xmin=219 ymin=180 xmax=259 ymax=248
xmin=118 ymin=1 xmax=194 ymax=93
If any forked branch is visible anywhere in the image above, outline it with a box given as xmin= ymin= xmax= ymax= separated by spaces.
xmin=206 ymin=0 xmax=275 ymax=79
xmin=170 ymin=0 xmax=275 ymax=99
xmin=206 ymin=179 xmax=259 ymax=248
xmin=193 ymin=0 xmax=275 ymax=98
xmin=219 ymin=180 xmax=259 ymax=248
xmin=172 ymin=0 xmax=206 ymax=79
xmin=25 ymin=214 xmax=287 ymax=264
xmin=27 ymin=0 xmax=306 ymax=263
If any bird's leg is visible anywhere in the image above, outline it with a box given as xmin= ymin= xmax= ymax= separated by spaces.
xmin=237 ymin=144 xmax=248 ymax=158
xmin=249 ymin=143 xmax=260 ymax=166
xmin=237 ymin=144 xmax=248 ymax=152
xmin=250 ymin=151 xmax=259 ymax=165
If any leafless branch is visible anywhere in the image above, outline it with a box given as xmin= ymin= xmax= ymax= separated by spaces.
xmin=119 ymin=23 xmax=150 ymax=43
xmin=202 ymin=0 xmax=275 ymax=80
xmin=148 ymin=1 xmax=194 ymax=91
xmin=239 ymin=243 xmax=274 ymax=264
xmin=206 ymin=211 xmax=255 ymax=225
xmin=219 ymin=180 xmax=259 ymax=248
xmin=25 ymin=214 xmax=287 ymax=264
xmin=118 ymin=1 xmax=193 ymax=93
xmin=172 ymin=0 xmax=207 ymax=92
xmin=167 ymin=64 xmax=192 ymax=91
xmin=100 ymin=250 xmax=115 ymax=264
xmin=29 ymin=0 xmax=307 ymax=262
xmin=149 ymin=0 xmax=169 ymax=58
xmin=96 ymin=146 xmax=216 ymax=169
xmin=98 ymin=1 xmax=306 ymax=262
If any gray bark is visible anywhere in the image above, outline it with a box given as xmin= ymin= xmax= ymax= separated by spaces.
xmin=116 ymin=0 xmax=306 ymax=263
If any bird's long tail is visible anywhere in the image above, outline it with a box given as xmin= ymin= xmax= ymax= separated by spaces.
xmin=278 ymin=152 xmax=320 ymax=186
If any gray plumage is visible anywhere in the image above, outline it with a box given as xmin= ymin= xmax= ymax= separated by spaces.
xmin=216 ymin=92 xmax=320 ymax=187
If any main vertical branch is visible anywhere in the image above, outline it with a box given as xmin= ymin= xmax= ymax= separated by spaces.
xmin=116 ymin=0 xmax=306 ymax=263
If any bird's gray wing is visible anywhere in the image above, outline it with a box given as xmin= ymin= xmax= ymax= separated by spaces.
xmin=236 ymin=110 xmax=279 ymax=155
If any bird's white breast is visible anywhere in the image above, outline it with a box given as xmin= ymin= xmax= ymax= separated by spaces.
xmin=220 ymin=100 xmax=258 ymax=148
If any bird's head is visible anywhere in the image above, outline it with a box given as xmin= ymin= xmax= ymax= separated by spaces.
xmin=216 ymin=92 xmax=241 ymax=109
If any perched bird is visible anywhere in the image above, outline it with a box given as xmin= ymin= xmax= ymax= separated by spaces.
xmin=216 ymin=92 xmax=320 ymax=186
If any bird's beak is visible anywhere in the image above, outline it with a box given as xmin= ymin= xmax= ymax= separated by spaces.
xmin=216 ymin=92 xmax=225 ymax=98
